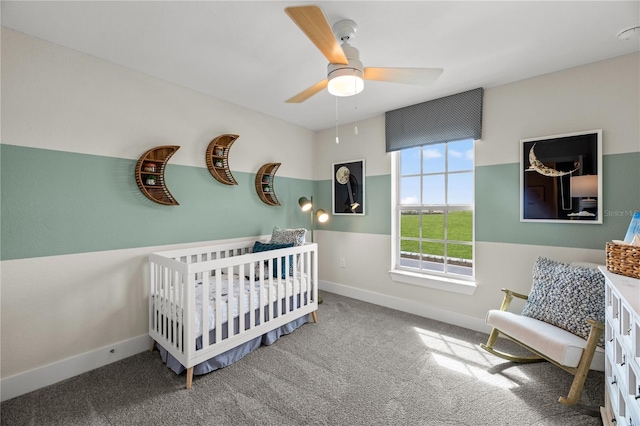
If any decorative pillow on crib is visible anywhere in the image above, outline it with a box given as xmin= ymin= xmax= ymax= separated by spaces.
xmin=270 ymin=226 xmax=306 ymax=246
xmin=270 ymin=226 xmax=307 ymax=274
xmin=252 ymin=241 xmax=294 ymax=279
xmin=521 ymin=257 xmax=605 ymax=342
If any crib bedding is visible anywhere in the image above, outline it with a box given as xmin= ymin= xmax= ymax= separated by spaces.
xmin=155 ymin=273 xmax=309 ymax=376
xmin=158 ymin=314 xmax=308 ymax=375
xmin=157 ymin=274 xmax=305 ymax=337
xmin=194 ymin=274 xmax=305 ymax=336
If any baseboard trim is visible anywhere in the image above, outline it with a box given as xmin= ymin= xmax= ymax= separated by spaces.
xmin=319 ymin=279 xmax=491 ymax=334
xmin=0 ymin=334 xmax=152 ymax=402
xmin=1 ymin=284 xmax=489 ymax=402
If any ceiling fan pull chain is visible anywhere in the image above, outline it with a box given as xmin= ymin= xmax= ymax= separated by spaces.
xmin=335 ymin=96 xmax=340 ymax=144
xmin=354 ymin=89 xmax=359 ymax=136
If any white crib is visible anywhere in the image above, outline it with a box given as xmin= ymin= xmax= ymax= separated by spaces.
xmin=148 ymin=240 xmax=318 ymax=388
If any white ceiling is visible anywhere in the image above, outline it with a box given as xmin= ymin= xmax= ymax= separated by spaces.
xmin=2 ymin=1 xmax=639 ymax=131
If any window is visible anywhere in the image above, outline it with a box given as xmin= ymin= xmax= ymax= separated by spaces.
xmin=393 ymin=139 xmax=474 ymax=281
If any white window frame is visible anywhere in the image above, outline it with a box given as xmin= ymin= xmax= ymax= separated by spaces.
xmin=389 ymin=141 xmax=477 ymax=295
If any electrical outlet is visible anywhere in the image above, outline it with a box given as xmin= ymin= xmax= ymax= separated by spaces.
xmin=339 ymin=258 xmax=346 ymax=268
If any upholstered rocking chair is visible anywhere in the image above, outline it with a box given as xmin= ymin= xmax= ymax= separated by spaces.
xmin=480 ymin=258 xmax=605 ymax=405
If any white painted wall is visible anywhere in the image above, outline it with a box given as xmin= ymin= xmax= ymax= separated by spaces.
xmin=1 ymin=28 xmax=316 ymax=179
xmin=479 ymin=52 xmax=640 ymax=165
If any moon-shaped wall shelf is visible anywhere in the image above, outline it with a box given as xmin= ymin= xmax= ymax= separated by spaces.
xmin=135 ymin=145 xmax=180 ymax=206
xmin=255 ymin=163 xmax=281 ymax=206
xmin=206 ymin=134 xmax=238 ymax=185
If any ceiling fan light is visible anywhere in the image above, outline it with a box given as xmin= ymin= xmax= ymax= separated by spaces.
xmin=328 ymin=71 xmax=364 ymax=97
xmin=327 ymin=51 xmax=364 ymax=97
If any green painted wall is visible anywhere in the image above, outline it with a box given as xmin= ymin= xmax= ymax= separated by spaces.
xmin=1 ymin=145 xmax=313 ymax=260
xmin=476 ymin=152 xmax=640 ymax=249
xmin=317 ymin=152 xmax=638 ymax=250
xmin=3 ymin=144 xmax=637 ymax=260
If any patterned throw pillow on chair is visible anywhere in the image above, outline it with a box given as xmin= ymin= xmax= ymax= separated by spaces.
xmin=521 ymin=257 xmax=605 ymax=342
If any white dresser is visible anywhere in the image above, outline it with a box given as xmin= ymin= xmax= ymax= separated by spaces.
xmin=600 ymin=266 xmax=640 ymax=426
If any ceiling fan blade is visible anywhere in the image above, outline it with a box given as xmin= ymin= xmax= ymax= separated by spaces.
xmin=285 ymin=6 xmax=348 ymax=65
xmin=364 ymin=67 xmax=444 ymax=85
xmin=285 ymin=79 xmax=328 ymax=103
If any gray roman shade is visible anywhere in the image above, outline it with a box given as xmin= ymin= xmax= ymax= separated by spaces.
xmin=385 ymin=87 xmax=484 ymax=152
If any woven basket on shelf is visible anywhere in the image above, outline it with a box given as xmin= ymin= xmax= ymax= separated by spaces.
xmin=606 ymin=241 xmax=640 ymax=279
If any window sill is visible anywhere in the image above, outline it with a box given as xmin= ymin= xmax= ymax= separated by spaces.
xmin=389 ymin=269 xmax=477 ymax=295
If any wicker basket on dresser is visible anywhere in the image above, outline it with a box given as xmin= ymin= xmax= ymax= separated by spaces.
xmin=600 ymin=266 xmax=640 ymax=426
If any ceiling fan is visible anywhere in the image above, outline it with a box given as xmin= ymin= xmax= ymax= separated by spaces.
xmin=285 ymin=5 xmax=443 ymax=103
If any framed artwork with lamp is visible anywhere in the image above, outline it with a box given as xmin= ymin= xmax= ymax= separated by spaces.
xmin=520 ymin=129 xmax=602 ymax=224
xmin=332 ymin=159 xmax=365 ymax=215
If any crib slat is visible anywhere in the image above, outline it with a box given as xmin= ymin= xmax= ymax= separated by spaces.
xmin=201 ymin=272 xmax=210 ymax=349
xmin=157 ymin=266 xmax=163 ymax=337
xmin=149 ymin=262 xmax=155 ymax=333
xmin=161 ymin=265 xmax=167 ymax=337
xmin=270 ymin=258 xmax=278 ymax=321
xmin=153 ymin=264 xmax=159 ymax=335
xmin=302 ymin=251 xmax=308 ymax=306
xmin=258 ymin=261 xmax=265 ymax=324
xmin=183 ymin=274 xmax=196 ymax=362
xmin=163 ymin=267 xmax=169 ymax=341
xmin=288 ymin=254 xmax=294 ymax=311
xmin=156 ymin=264 xmax=163 ymax=335
xmin=299 ymin=252 xmax=306 ymax=307
xmin=247 ymin=263 xmax=255 ymax=329
xmin=166 ymin=270 xmax=170 ymax=345
xmin=292 ymin=253 xmax=299 ymax=309
xmin=238 ymin=264 xmax=245 ymax=334
xmin=284 ymin=254 xmax=290 ymax=313
xmin=169 ymin=270 xmax=175 ymax=348
xmin=215 ymin=271 xmax=222 ymax=346
xmin=297 ymin=252 xmax=303 ymax=303
xmin=226 ymin=266 xmax=233 ymax=339
xmin=307 ymin=251 xmax=312 ymax=304
xmin=162 ymin=266 xmax=169 ymax=340
xmin=165 ymin=268 xmax=171 ymax=345
xmin=312 ymin=247 xmax=318 ymax=304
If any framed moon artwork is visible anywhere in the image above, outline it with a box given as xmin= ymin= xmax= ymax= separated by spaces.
xmin=332 ymin=159 xmax=365 ymax=215
xmin=520 ymin=129 xmax=602 ymax=224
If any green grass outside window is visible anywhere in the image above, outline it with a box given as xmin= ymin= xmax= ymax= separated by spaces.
xmin=400 ymin=211 xmax=472 ymax=260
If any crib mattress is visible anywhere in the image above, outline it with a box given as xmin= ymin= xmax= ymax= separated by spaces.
xmin=154 ymin=274 xmax=306 ymax=337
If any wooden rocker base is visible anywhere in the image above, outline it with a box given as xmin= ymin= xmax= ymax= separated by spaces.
xmin=481 ymin=288 xmax=604 ymax=406
xmin=481 ymin=326 xmax=602 ymax=405
xmin=479 ymin=343 xmax=544 ymax=363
